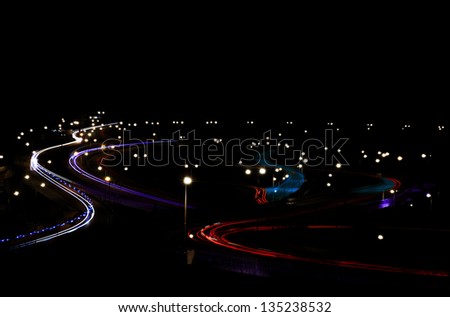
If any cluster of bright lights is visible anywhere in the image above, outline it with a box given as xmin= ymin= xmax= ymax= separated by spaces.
xmin=402 ymin=124 xmax=412 ymax=131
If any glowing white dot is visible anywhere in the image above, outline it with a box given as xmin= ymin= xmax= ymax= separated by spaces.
xmin=183 ymin=176 xmax=192 ymax=185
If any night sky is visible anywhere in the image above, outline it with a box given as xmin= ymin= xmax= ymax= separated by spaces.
xmin=4 ymin=57 xmax=445 ymax=123
xmin=3 ymin=20 xmax=447 ymax=136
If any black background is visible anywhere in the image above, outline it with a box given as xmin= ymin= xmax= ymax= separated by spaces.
xmin=3 ymin=15 xmax=448 ymax=130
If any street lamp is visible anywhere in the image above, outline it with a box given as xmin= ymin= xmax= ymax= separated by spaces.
xmin=183 ymin=176 xmax=193 ymax=264
xmin=104 ymin=176 xmax=111 ymax=201
xmin=183 ymin=176 xmax=192 ymax=240
xmin=389 ymin=189 xmax=396 ymax=206
xmin=426 ymin=193 xmax=432 ymax=211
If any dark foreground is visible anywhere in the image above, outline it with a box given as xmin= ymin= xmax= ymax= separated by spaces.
xmin=1 ymin=201 xmax=449 ymax=297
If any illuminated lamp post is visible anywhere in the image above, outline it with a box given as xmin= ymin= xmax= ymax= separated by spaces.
xmin=183 ymin=176 xmax=192 ymax=242
xmin=183 ymin=176 xmax=193 ymax=264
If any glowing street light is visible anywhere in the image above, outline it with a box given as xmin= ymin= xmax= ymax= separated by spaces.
xmin=182 ymin=176 xmax=196 ymax=262
xmin=426 ymin=193 xmax=432 ymax=211
xmin=104 ymin=176 xmax=112 ymax=201
xmin=390 ymin=189 xmax=396 ymax=206
xmin=183 ymin=176 xmax=193 ymax=240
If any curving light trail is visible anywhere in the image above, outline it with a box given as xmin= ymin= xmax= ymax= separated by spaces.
xmin=352 ymin=176 xmax=401 ymax=194
xmin=68 ymin=141 xmax=185 ymax=208
xmin=191 ymin=214 xmax=449 ymax=277
xmin=250 ymin=151 xmax=305 ymax=205
xmin=190 ymin=173 xmax=448 ymax=278
xmin=0 ymin=125 xmax=103 ymax=248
